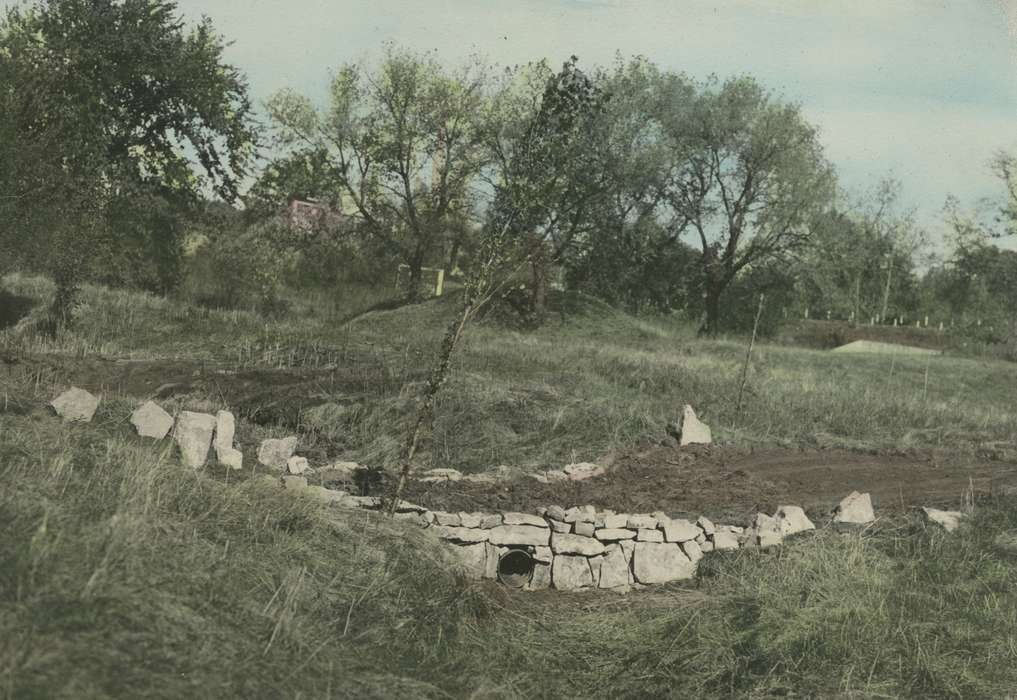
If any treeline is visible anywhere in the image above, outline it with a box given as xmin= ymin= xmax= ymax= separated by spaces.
xmin=3 ymin=0 xmax=1017 ymax=350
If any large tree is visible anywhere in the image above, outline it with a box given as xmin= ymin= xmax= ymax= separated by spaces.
xmin=266 ymin=46 xmax=488 ymax=300
xmin=0 ymin=0 xmax=256 ymax=316
xmin=662 ymin=76 xmax=836 ymax=334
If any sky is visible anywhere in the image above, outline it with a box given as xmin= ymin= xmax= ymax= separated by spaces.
xmin=171 ymin=0 xmax=1017 ymax=249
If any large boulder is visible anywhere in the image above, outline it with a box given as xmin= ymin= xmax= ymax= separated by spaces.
xmin=632 ymin=542 xmax=696 ymax=584
xmin=173 ymin=411 xmax=217 ymax=468
xmin=130 ymin=401 xmax=173 ymax=439
xmin=257 ymin=436 xmax=298 ymax=469
xmin=50 ymin=387 xmax=100 ymax=423
xmin=676 ymin=404 xmax=712 ymax=446
xmin=834 ymin=491 xmax=875 ymax=525
xmin=552 ymin=554 xmax=594 ymax=590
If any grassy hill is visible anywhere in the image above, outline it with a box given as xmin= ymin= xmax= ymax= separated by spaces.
xmin=4 ymin=275 xmax=1017 ymax=697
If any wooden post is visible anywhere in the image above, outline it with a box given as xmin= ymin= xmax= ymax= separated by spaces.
xmin=434 ymin=268 xmax=445 ymax=297
xmin=736 ymin=294 xmax=765 ymax=414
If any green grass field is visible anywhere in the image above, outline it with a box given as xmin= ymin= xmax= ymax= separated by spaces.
xmin=4 ymin=274 xmax=1017 ymax=698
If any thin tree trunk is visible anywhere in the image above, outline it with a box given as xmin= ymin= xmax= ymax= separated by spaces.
xmin=736 ymin=294 xmax=765 ymax=413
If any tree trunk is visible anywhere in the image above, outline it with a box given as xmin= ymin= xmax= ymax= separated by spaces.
xmin=48 ymin=263 xmax=79 ymax=338
xmin=700 ymin=282 xmax=723 ymax=336
xmin=529 ymin=238 xmax=548 ymax=324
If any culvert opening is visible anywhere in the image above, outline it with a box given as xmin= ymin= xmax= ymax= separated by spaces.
xmin=497 ymin=548 xmax=534 ymax=588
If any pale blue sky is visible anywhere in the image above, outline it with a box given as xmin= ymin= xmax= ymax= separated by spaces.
xmin=173 ymin=0 xmax=1017 ymax=246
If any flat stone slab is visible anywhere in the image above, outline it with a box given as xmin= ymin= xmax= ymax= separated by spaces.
xmin=598 ymin=544 xmax=631 ymax=589
xmin=551 ymin=532 xmax=606 ymax=556
xmin=595 ymin=528 xmax=637 ymax=541
xmin=502 ymin=512 xmax=548 ymax=528
xmin=564 ymin=462 xmax=606 ymax=481
xmin=257 ymin=437 xmax=298 ymax=469
xmin=663 ymin=519 xmax=702 ymax=543
xmin=774 ymin=505 xmax=815 ymax=536
xmin=922 ymin=507 xmax=964 ymax=532
xmin=130 ymin=401 xmax=173 ymax=439
xmin=679 ymin=404 xmax=712 ymax=446
xmin=51 ymin=387 xmax=100 ymax=423
xmin=435 ymin=526 xmax=489 ymax=544
xmin=552 ymin=554 xmax=594 ymax=590
xmin=633 ymin=542 xmax=696 ymax=584
xmin=487 ymin=525 xmax=550 ymax=547
xmin=174 ymin=411 xmax=216 ymax=468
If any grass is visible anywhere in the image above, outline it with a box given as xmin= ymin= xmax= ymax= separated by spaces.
xmin=3 ymin=388 xmax=1017 ymax=698
xmin=3 ymin=272 xmax=1015 ymax=473
xmin=4 ymin=273 xmax=1017 ymax=697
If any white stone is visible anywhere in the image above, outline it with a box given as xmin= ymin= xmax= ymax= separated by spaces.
xmin=480 ymin=514 xmax=502 ymax=529
xmin=603 ymin=514 xmax=629 ymax=529
xmin=130 ymin=401 xmax=173 ymax=439
xmin=218 ymin=447 xmax=243 ymax=470
xmin=774 ymin=505 xmax=815 ymax=536
xmin=564 ymin=462 xmax=606 ymax=481
xmin=632 ymin=542 xmax=696 ymax=584
xmin=552 ymin=532 xmax=606 ymax=556
xmin=419 ymin=467 xmax=463 ymax=482
xmin=663 ymin=519 xmax=702 ymax=543
xmin=552 ymin=555 xmax=594 ymax=590
xmin=749 ymin=513 xmax=783 ymax=548
xmin=700 ymin=540 xmax=715 ymax=553
xmin=433 ymin=512 xmax=461 ymax=527
xmin=435 ymin=526 xmax=489 ymax=544
xmin=564 ymin=506 xmax=597 ymax=524
xmin=598 ymin=544 xmax=631 ymax=589
xmin=487 ymin=525 xmax=550 ymax=547
xmin=574 ymin=522 xmax=596 ymax=537
xmin=173 ymin=411 xmax=216 ymax=468
xmin=483 ymin=543 xmax=501 ymax=579
xmin=533 ymin=546 xmax=553 ymax=564
xmin=287 ymin=456 xmax=310 ymax=475
xmin=682 ymin=539 xmax=704 ymax=563
xmin=458 ymin=512 xmax=482 ymax=528
xmin=626 ymin=514 xmax=658 ymax=529
xmin=922 ymin=507 xmax=964 ymax=533
xmin=679 ymin=404 xmax=712 ymax=446
xmin=213 ymin=410 xmax=236 ymax=457
xmin=50 ymin=387 xmax=100 ymax=423
xmin=712 ymin=531 xmax=740 ymax=551
xmin=834 ymin=491 xmax=875 ymax=525
xmin=257 ymin=437 xmax=298 ymax=469
xmin=545 ymin=505 xmax=567 ymax=521
xmin=595 ymin=528 xmax=637 ymax=541
xmin=502 ymin=512 xmax=549 ymax=528
xmin=697 ymin=516 xmax=716 ymax=535
xmin=527 ymin=562 xmax=552 ymax=590
xmin=550 ymin=520 xmax=571 ymax=534
xmin=637 ymin=529 xmax=664 ymax=542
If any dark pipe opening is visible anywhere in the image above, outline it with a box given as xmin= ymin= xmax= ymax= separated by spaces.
xmin=497 ymin=549 xmax=534 ymax=588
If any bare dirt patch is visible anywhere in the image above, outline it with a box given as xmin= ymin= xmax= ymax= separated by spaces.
xmin=393 ymin=445 xmax=1017 ymax=525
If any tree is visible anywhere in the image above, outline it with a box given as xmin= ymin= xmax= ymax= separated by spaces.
xmin=0 ymin=0 xmax=256 ymax=320
xmin=480 ymin=56 xmax=610 ymax=322
xmin=266 ymin=46 xmax=488 ymax=301
xmin=662 ymin=76 xmax=836 ymax=334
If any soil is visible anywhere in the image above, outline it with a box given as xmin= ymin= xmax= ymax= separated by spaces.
xmin=392 ymin=445 xmax=1017 ymax=525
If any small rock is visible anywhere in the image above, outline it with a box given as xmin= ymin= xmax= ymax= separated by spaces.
xmin=834 ymin=491 xmax=875 ymax=525
xmin=433 ymin=512 xmax=462 ymax=527
xmin=218 ymin=447 xmax=243 ymax=471
xmin=677 ymin=404 xmax=712 ymax=446
xmin=595 ymin=528 xmax=637 ymax=541
xmin=546 ymin=505 xmax=567 ymax=521
xmin=550 ymin=520 xmax=571 ymax=534
xmin=287 ymin=456 xmax=310 ymax=475
xmin=487 ymin=525 xmax=550 ymax=547
xmin=484 ymin=543 xmax=501 ymax=579
xmin=626 ymin=514 xmax=658 ymax=530
xmin=503 ymin=512 xmax=549 ymax=528
xmin=479 ymin=513 xmax=503 ymax=529
xmin=564 ymin=506 xmax=597 ymax=524
xmin=564 ymin=462 xmax=606 ymax=481
xmin=574 ymin=521 xmax=596 ymax=537
xmin=682 ymin=539 xmax=704 ymax=563
xmin=551 ymin=532 xmax=606 ymax=556
xmin=697 ymin=516 xmax=716 ymax=536
xmin=174 ymin=411 xmax=217 ymax=468
xmin=922 ymin=507 xmax=964 ymax=533
xmin=712 ymin=531 xmax=740 ymax=551
xmin=458 ymin=512 xmax=483 ymax=528
xmin=527 ymin=562 xmax=552 ymax=590
xmin=700 ymin=540 xmax=715 ymax=553
xmin=774 ymin=505 xmax=815 ymax=536
xmin=552 ymin=554 xmax=594 ymax=590
xmin=749 ymin=513 xmax=783 ymax=548
xmin=637 ymin=529 xmax=664 ymax=542
xmin=588 ymin=554 xmax=604 ymax=585
xmin=419 ymin=467 xmax=463 ymax=482
xmin=50 ymin=387 xmax=100 ymax=423
xmin=602 ymin=514 xmax=629 ymax=529
xmin=533 ymin=546 xmax=553 ymax=563
xmin=258 ymin=437 xmax=298 ymax=469
xmin=632 ymin=542 xmax=696 ymax=584
xmin=130 ymin=401 xmax=173 ymax=439
xmin=662 ymin=519 xmax=702 ymax=543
